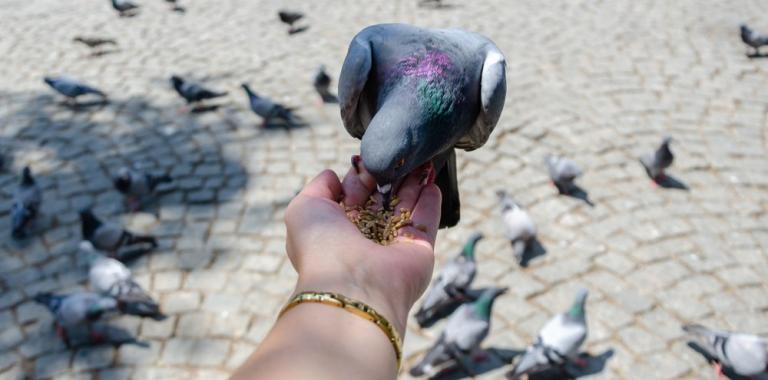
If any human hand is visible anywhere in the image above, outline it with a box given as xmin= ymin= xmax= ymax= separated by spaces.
xmin=284 ymin=156 xmax=442 ymax=335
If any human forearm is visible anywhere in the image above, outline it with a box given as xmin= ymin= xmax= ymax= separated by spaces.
xmin=231 ymin=301 xmax=400 ymax=380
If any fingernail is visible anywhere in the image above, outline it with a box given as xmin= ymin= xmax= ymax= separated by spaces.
xmin=419 ymin=162 xmax=434 ymax=186
xmin=351 ymin=155 xmax=361 ymax=174
xmin=425 ymin=165 xmax=436 ymax=186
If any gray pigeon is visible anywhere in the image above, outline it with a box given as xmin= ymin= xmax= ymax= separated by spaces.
xmin=79 ymin=209 xmax=158 ymax=255
xmin=338 ymin=23 xmax=507 ymax=228
xmin=43 ymin=76 xmax=106 ymax=104
xmin=507 ymin=288 xmax=589 ymax=380
xmin=410 ymin=287 xmax=507 ymax=377
xmin=112 ymin=0 xmax=139 ymax=16
xmin=241 ymin=83 xmax=296 ymax=127
xmin=34 ymin=292 xmax=119 ymax=347
xmin=313 ymin=65 xmax=336 ymax=103
xmin=11 ymin=167 xmax=42 ymax=239
xmin=84 ymin=242 xmax=165 ymax=320
xmin=170 ymin=75 xmax=227 ymax=105
xmin=545 ymin=154 xmax=583 ymax=195
xmin=741 ymin=24 xmax=768 ymax=56
xmin=278 ymin=10 xmax=304 ymax=33
xmin=415 ymin=232 xmax=483 ymax=327
xmin=639 ymin=137 xmax=674 ymax=181
xmin=496 ymin=190 xmax=536 ymax=265
xmin=113 ymin=166 xmax=172 ymax=211
xmin=683 ymin=324 xmax=768 ymax=378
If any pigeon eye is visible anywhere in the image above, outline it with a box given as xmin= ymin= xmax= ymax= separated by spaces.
xmin=395 ymin=158 xmax=405 ymax=170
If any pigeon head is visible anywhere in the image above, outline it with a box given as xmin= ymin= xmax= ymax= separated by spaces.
xmin=496 ymin=190 xmax=518 ymax=212
xmin=79 ymin=209 xmax=102 ymax=239
xmin=461 ymin=232 xmax=484 ymax=260
xmin=567 ymin=288 xmax=589 ymax=319
xmin=170 ymin=76 xmax=184 ymax=90
xmin=240 ymin=83 xmax=257 ymax=98
xmin=20 ymin=166 xmax=34 ymax=185
xmin=113 ymin=167 xmax=131 ymax=193
xmin=360 ymin=48 xmax=475 ymax=192
xmin=473 ymin=287 xmax=507 ymax=319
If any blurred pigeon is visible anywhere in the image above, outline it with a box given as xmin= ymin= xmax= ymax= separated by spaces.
xmin=113 ymin=166 xmax=172 ymax=211
xmin=415 ymin=232 xmax=483 ymax=327
xmin=84 ymin=242 xmax=165 ymax=320
xmin=639 ymin=137 xmax=674 ymax=181
xmin=278 ymin=10 xmax=304 ymax=33
xmin=79 ymin=209 xmax=158 ymax=255
xmin=73 ymin=36 xmax=117 ymax=49
xmin=683 ymin=324 xmax=768 ymax=378
xmin=11 ymin=167 xmax=41 ymax=240
xmin=34 ymin=292 xmax=119 ymax=347
xmin=507 ymin=288 xmax=589 ymax=380
xmin=418 ymin=0 xmax=444 ymax=7
xmin=44 ymin=76 xmax=107 ymax=104
xmin=164 ymin=0 xmax=186 ymax=12
xmin=545 ymin=154 xmax=583 ymax=195
xmin=111 ymin=0 xmax=139 ymax=16
xmin=496 ymin=190 xmax=536 ymax=264
xmin=170 ymin=75 xmax=227 ymax=105
xmin=313 ymin=65 xmax=337 ymax=103
xmin=410 ymin=287 xmax=507 ymax=377
xmin=241 ymin=83 xmax=297 ymax=127
xmin=339 ymin=24 xmax=506 ymax=228
xmin=741 ymin=24 xmax=768 ymax=56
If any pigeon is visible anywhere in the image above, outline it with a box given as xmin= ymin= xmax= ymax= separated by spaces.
xmin=418 ymin=0 xmax=444 ymax=7
xmin=496 ymin=190 xmax=536 ymax=265
xmin=241 ymin=83 xmax=297 ymax=127
xmin=278 ymin=10 xmax=304 ymax=32
xmin=338 ymin=24 xmax=507 ymax=228
xmin=313 ymin=65 xmax=336 ymax=103
xmin=410 ymin=287 xmax=507 ymax=377
xmin=113 ymin=166 xmax=172 ymax=211
xmin=11 ymin=167 xmax=42 ymax=240
xmin=415 ymin=232 xmax=483 ymax=327
xmin=164 ymin=0 xmax=186 ymax=12
xmin=545 ymin=154 xmax=583 ymax=195
xmin=639 ymin=137 xmax=674 ymax=181
xmin=506 ymin=288 xmax=589 ymax=380
xmin=83 ymin=241 xmax=165 ymax=320
xmin=170 ymin=75 xmax=227 ymax=105
xmin=79 ymin=209 xmax=158 ymax=255
xmin=43 ymin=76 xmax=107 ymax=104
xmin=741 ymin=24 xmax=768 ymax=56
xmin=683 ymin=324 xmax=768 ymax=378
xmin=111 ymin=0 xmax=139 ymax=16
xmin=34 ymin=292 xmax=119 ymax=347
xmin=73 ymin=36 xmax=117 ymax=49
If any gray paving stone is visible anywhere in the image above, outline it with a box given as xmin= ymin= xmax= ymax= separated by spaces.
xmin=72 ymin=346 xmax=114 ymax=372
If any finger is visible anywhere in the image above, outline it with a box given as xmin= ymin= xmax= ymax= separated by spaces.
xmin=300 ymin=169 xmax=343 ymax=201
xmin=341 ymin=155 xmax=377 ymax=207
xmin=394 ymin=161 xmax=432 ymax=213
xmin=395 ymin=184 xmax=441 ymax=248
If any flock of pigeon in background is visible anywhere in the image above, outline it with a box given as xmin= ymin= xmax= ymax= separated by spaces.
xmin=4 ymin=1 xmax=768 ymax=379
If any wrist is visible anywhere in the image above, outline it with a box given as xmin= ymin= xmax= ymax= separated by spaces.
xmin=294 ymin=274 xmax=409 ymax=337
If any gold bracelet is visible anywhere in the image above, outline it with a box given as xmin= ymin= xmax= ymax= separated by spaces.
xmin=278 ymin=291 xmax=403 ymax=372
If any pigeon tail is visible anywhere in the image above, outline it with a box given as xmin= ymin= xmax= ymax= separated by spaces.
xmin=435 ymin=148 xmax=460 ymax=228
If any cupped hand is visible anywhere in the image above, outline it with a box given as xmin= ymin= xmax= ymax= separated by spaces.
xmin=284 ymin=156 xmax=442 ymax=334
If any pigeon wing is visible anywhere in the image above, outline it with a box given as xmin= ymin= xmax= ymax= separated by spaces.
xmin=455 ymin=43 xmax=506 ymax=151
xmin=338 ymin=33 xmax=373 ymax=139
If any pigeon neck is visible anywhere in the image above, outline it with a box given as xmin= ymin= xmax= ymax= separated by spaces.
xmin=567 ymin=295 xmax=587 ymax=319
xmin=473 ymin=294 xmax=496 ymax=320
xmin=81 ymin=214 xmax=102 ymax=238
xmin=461 ymin=239 xmax=478 ymax=260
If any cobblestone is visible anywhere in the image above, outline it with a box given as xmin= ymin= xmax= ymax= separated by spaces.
xmin=0 ymin=0 xmax=766 ymax=379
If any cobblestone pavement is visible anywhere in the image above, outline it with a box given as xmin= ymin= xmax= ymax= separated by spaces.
xmin=0 ymin=0 xmax=767 ymax=379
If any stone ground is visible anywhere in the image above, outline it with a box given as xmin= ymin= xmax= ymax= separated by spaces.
xmin=0 ymin=0 xmax=767 ymax=379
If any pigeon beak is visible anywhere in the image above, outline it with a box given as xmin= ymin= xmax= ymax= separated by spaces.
xmin=494 ymin=287 xmax=509 ymax=298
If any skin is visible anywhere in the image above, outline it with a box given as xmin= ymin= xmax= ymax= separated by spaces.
xmin=232 ymin=159 xmax=442 ymax=380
